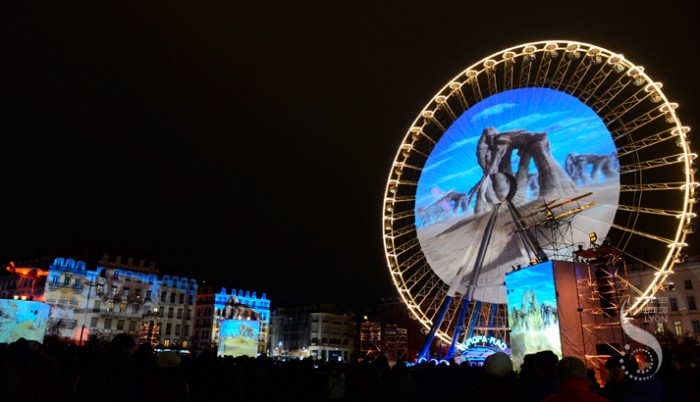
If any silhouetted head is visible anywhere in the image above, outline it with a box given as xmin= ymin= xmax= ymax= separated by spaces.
xmin=484 ymin=352 xmax=513 ymax=378
xmin=555 ymin=356 xmax=587 ymax=380
xmin=535 ymin=350 xmax=559 ymax=376
xmin=109 ymin=333 xmax=137 ymax=357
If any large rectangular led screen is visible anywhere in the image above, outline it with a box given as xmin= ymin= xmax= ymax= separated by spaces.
xmin=217 ymin=319 xmax=260 ymax=358
xmin=0 ymin=299 xmax=51 ymax=344
xmin=506 ymin=261 xmax=561 ymax=370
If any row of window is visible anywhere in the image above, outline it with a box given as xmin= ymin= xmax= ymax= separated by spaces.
xmin=160 ymin=291 xmax=194 ymax=305
xmin=667 ymin=296 xmax=696 ymax=311
xmin=310 ymin=337 xmax=350 ymax=346
xmin=654 ymin=319 xmax=700 ymax=336
xmin=162 ymin=339 xmax=188 ymax=348
xmin=89 ymin=317 xmax=139 ymax=332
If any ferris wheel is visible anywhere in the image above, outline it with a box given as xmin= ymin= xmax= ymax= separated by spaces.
xmin=382 ymin=40 xmax=696 ymax=359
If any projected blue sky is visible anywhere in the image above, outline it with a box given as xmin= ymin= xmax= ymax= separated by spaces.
xmin=505 ymin=261 xmax=557 ymax=310
xmin=416 ymin=87 xmax=617 ymax=220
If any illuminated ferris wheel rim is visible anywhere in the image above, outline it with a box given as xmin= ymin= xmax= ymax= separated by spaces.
xmin=383 ymin=39 xmax=696 ymax=341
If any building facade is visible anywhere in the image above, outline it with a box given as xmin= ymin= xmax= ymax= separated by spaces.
xmin=192 ymin=287 xmax=270 ymax=355
xmin=627 ymin=256 xmax=700 ymax=339
xmin=42 ymin=254 xmax=198 ymax=347
xmin=270 ymin=304 xmax=355 ymax=361
xmin=1 ymin=261 xmax=49 ymax=301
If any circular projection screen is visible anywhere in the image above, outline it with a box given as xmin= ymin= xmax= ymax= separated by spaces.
xmin=415 ymin=87 xmax=619 ymax=304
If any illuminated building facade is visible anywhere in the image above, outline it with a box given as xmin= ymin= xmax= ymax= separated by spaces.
xmin=270 ymin=304 xmax=355 ymax=361
xmin=192 ymin=287 xmax=270 ymax=354
xmin=627 ymin=255 xmax=700 ymax=340
xmin=155 ymin=274 xmax=197 ymax=349
xmin=0 ymin=262 xmax=48 ymax=301
xmin=42 ymin=254 xmax=198 ymax=347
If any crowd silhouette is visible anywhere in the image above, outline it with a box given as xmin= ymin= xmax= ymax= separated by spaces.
xmin=1 ymin=335 xmax=698 ymax=402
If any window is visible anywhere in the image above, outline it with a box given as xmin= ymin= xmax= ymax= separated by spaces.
xmin=60 ymin=292 xmax=68 ymax=301
xmin=166 ymin=323 xmax=172 ymax=335
xmin=184 ymin=325 xmax=189 ymax=336
xmin=179 ymin=294 xmax=185 ymax=304
xmin=186 ymin=309 xmax=192 ymax=319
xmin=674 ymin=321 xmax=682 ymax=337
xmin=182 ymin=340 xmax=188 ymax=349
xmin=120 ymin=302 xmax=127 ymax=313
xmin=123 ymin=287 xmax=130 ymax=296
xmin=74 ymin=279 xmax=81 ymax=288
xmin=168 ymin=308 xmax=174 ymax=318
xmin=64 ymin=277 xmax=70 ymax=286
xmin=146 ymin=290 xmax=152 ymax=300
xmin=656 ymin=322 xmax=664 ymax=334
xmin=117 ymin=320 xmax=125 ymax=330
xmin=164 ymin=339 xmax=170 ymax=347
xmin=670 ymin=297 xmax=678 ymax=311
xmin=176 ymin=324 xmax=181 ymax=336
xmin=161 ymin=292 xmax=167 ymax=302
xmin=90 ymin=317 xmax=98 ymax=328
xmin=170 ymin=293 xmax=176 ymax=303
xmin=688 ymin=296 xmax=697 ymax=310
xmin=104 ymin=318 xmax=113 ymax=330
xmin=684 ymin=279 xmax=693 ymax=290
xmin=129 ymin=321 xmax=137 ymax=332
xmin=693 ymin=320 xmax=700 ymax=334
xmin=107 ymin=301 xmax=114 ymax=312
xmin=132 ymin=305 xmax=140 ymax=314
xmin=93 ymin=300 xmax=101 ymax=312
xmin=177 ymin=309 xmax=183 ymax=319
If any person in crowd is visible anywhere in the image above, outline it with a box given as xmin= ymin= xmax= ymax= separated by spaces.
xmin=472 ymin=351 xmax=519 ymax=401
xmin=73 ymin=333 xmax=140 ymax=402
xmin=522 ymin=350 xmax=560 ymax=401
xmin=325 ymin=361 xmax=347 ymax=401
xmin=542 ymin=356 xmax=610 ymax=402
xmin=148 ymin=350 xmax=190 ymax=402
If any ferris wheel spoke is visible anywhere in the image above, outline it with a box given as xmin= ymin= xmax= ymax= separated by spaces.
xmin=609 ymin=103 xmax=668 ymax=141
xmin=619 ymin=153 xmax=689 ymax=174
xmin=590 ymin=71 xmax=633 ymax=113
xmin=616 ymin=127 xmax=683 ymax=156
xmin=619 ymin=182 xmax=690 ymax=192
xmin=609 ymin=222 xmax=676 ymax=245
xmin=615 ymin=204 xmax=688 ymax=218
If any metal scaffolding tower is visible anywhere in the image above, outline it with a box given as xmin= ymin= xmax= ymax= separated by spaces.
xmin=382 ymin=324 xmax=408 ymax=363
xmin=360 ymin=321 xmax=382 ymax=361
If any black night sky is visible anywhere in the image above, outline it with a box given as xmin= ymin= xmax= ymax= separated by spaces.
xmin=2 ymin=1 xmax=699 ymax=307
